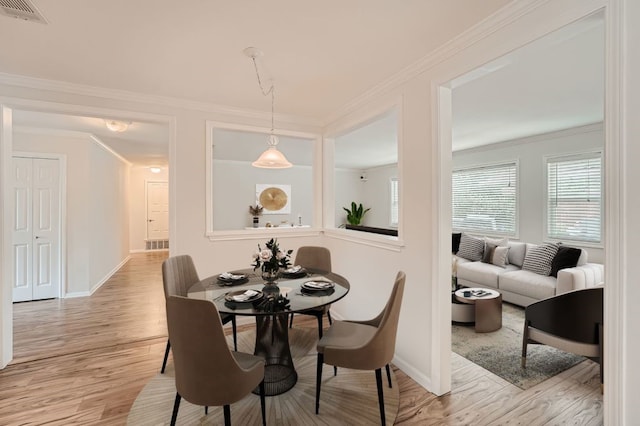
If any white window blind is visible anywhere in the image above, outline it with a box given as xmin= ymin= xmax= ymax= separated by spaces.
xmin=546 ymin=153 xmax=602 ymax=243
xmin=452 ymin=162 xmax=517 ymax=235
xmin=390 ymin=178 xmax=399 ymax=226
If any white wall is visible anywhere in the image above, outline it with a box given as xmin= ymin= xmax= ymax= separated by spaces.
xmin=361 ymin=164 xmax=398 ymax=229
xmin=129 ymin=165 xmax=169 ymax=251
xmin=453 ymin=123 xmax=604 ymax=263
xmin=334 ymin=168 xmax=364 ymax=227
xmin=212 ymin=161 xmax=313 ymax=230
xmin=13 ymin=130 xmax=129 ymax=295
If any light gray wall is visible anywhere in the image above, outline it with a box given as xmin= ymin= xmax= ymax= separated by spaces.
xmin=334 ymin=164 xmax=398 ymax=229
xmin=453 ymin=123 xmax=604 ymax=263
xmin=212 ymin=160 xmax=313 ymax=230
xmin=13 ymin=130 xmax=130 ymax=295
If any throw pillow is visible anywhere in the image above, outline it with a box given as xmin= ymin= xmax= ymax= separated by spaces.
xmin=482 ymin=244 xmax=509 ymax=267
xmin=484 ymin=237 xmax=509 ymax=264
xmin=457 ymin=233 xmax=485 ymax=261
xmin=522 ymin=243 xmax=559 ymax=276
xmin=550 ymin=245 xmax=582 ymax=277
xmin=452 ymin=233 xmax=462 ymax=254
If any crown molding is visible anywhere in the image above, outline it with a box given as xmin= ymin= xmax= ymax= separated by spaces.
xmin=13 ymin=125 xmax=132 ymax=166
xmin=0 ymin=72 xmax=323 ymax=129
xmin=323 ymin=0 xmax=550 ymax=125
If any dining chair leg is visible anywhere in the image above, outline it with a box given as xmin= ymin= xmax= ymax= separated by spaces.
xmin=205 ymin=406 xmax=208 ymax=415
xmin=315 ymin=353 xmax=324 ymax=414
xmin=170 ymin=392 xmax=181 ymax=426
xmin=289 ymin=313 xmax=295 ymax=329
xmin=231 ymin=316 xmax=238 ymax=351
xmin=333 ymin=366 xmax=337 ymax=376
xmin=317 ymin=314 xmax=323 ymax=339
xmin=259 ymin=380 xmax=266 ymax=426
xmin=521 ymin=320 xmax=530 ymax=368
xmin=375 ymin=368 xmax=386 ymax=426
xmin=385 ymin=364 xmax=392 ymax=388
xmin=327 ymin=310 xmax=332 ymax=325
xmin=223 ymin=404 xmax=231 ymax=426
xmin=161 ymin=340 xmax=171 ymax=374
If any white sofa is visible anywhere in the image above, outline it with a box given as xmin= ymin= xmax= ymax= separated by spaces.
xmin=455 ymin=240 xmax=604 ymax=307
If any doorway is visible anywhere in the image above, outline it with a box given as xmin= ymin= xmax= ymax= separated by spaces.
xmin=11 ymin=154 xmax=64 ymax=302
xmin=146 ymin=180 xmax=169 ymax=249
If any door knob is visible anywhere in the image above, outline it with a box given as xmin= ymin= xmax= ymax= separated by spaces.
xmin=148 ymin=219 xmax=155 ymax=222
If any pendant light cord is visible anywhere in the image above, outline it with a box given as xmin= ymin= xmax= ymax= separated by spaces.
xmin=250 ymin=57 xmax=275 ymax=134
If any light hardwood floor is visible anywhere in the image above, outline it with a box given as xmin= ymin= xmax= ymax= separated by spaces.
xmin=0 ymin=252 xmax=602 ymax=425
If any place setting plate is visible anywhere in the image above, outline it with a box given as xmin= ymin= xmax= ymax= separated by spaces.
xmin=300 ymin=280 xmax=335 ymax=296
xmin=224 ymin=289 xmax=263 ymax=303
xmin=216 ymin=272 xmax=249 ymax=286
xmin=281 ymin=265 xmax=308 ymax=279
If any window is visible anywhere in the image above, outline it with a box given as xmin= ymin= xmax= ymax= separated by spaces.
xmin=452 ymin=162 xmax=517 ymax=235
xmin=546 ymin=152 xmax=602 ymax=243
xmin=390 ymin=177 xmax=399 ymax=227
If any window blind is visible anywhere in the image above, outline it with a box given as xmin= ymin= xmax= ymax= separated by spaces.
xmin=452 ymin=162 xmax=517 ymax=235
xmin=547 ymin=153 xmax=602 ymax=243
xmin=390 ymin=178 xmax=399 ymax=226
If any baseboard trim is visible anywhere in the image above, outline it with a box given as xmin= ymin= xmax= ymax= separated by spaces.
xmin=89 ymin=256 xmax=131 ymax=295
xmin=64 ymin=291 xmax=91 ymax=298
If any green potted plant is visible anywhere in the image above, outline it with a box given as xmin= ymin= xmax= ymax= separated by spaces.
xmin=343 ymin=201 xmax=371 ymax=226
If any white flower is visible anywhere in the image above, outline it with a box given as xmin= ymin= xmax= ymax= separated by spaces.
xmin=260 ymin=249 xmax=273 ymax=262
xmin=252 ymin=252 xmax=260 ymax=260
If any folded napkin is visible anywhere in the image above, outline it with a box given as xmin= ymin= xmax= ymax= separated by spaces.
xmin=285 ymin=265 xmax=302 ymax=273
xmin=304 ymin=281 xmax=333 ymax=289
xmin=220 ymin=272 xmax=244 ymax=280
xmin=232 ymin=290 xmax=259 ymax=302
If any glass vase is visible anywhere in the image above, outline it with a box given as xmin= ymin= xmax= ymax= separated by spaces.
xmin=262 ymin=268 xmax=280 ymax=287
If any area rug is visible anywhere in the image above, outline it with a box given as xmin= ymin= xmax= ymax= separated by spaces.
xmin=128 ymin=327 xmax=399 ymax=425
xmin=452 ymin=302 xmax=585 ymax=390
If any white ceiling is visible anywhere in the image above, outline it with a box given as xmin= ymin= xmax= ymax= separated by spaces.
xmin=0 ymin=1 xmax=603 ymax=168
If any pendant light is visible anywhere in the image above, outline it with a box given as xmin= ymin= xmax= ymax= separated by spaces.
xmin=244 ymin=47 xmax=292 ymax=169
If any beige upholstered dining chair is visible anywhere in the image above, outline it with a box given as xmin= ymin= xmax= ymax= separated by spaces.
xmin=288 ymin=246 xmax=333 ymax=337
xmin=315 ymin=271 xmax=405 ymax=426
xmin=166 ymin=296 xmax=266 ymax=426
xmin=161 ymin=255 xmax=237 ymax=374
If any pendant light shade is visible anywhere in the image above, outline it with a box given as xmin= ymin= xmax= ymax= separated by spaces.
xmin=245 ymin=46 xmax=293 ymax=169
xmin=252 ymin=135 xmax=292 ymax=168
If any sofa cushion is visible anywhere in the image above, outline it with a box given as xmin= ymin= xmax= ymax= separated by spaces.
xmin=482 ymin=244 xmax=509 ymax=267
xmin=457 ymin=233 xmax=484 ymax=261
xmin=499 ymin=270 xmax=557 ymax=300
xmin=550 ymin=246 xmax=582 ymax=277
xmin=507 ymin=241 xmax=526 ymax=267
xmin=452 ymin=233 xmax=462 ymax=254
xmin=457 ymin=261 xmax=518 ymax=287
xmin=522 ymin=243 xmax=559 ymax=276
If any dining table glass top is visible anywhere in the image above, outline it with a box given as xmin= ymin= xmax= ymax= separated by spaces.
xmin=187 ymin=268 xmax=350 ymax=316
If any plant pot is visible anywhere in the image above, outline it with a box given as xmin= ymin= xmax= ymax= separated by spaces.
xmin=253 ymin=216 xmax=259 ymax=228
xmin=262 ymin=268 xmax=280 ymax=287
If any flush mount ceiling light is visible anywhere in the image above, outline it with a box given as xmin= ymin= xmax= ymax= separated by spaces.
xmin=149 ymin=166 xmax=162 ymax=173
xmin=104 ymin=119 xmax=131 ymax=132
xmin=244 ymin=47 xmax=292 ymax=169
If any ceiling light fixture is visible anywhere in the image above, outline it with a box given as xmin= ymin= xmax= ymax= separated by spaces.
xmin=244 ymin=47 xmax=292 ymax=169
xmin=149 ymin=166 xmax=162 ymax=173
xmin=105 ymin=119 xmax=131 ymax=133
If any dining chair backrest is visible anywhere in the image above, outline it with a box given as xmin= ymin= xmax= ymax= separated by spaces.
xmin=295 ymin=246 xmax=332 ymax=272
xmin=166 ymin=296 xmax=263 ymax=406
xmin=365 ymin=271 xmax=405 ymax=367
xmin=162 ymin=255 xmax=200 ymax=298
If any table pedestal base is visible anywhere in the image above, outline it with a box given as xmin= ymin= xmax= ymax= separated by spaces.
xmin=253 ymin=313 xmax=297 ymax=396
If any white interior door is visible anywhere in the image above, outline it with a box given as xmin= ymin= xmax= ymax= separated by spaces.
xmin=12 ymin=157 xmax=60 ymax=302
xmin=146 ymin=181 xmax=169 ymax=240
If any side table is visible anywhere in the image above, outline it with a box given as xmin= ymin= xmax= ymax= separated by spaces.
xmin=453 ymin=287 xmax=502 ymax=332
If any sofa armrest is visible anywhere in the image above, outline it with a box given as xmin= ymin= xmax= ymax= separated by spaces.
xmin=556 ymin=263 xmax=604 ymax=294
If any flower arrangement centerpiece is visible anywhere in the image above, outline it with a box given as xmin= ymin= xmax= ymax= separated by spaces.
xmin=252 ymin=238 xmax=293 ymax=285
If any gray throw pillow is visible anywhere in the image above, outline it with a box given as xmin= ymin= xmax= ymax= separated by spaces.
xmin=457 ymin=233 xmax=485 ymax=261
xmin=522 ymin=243 xmax=559 ymax=276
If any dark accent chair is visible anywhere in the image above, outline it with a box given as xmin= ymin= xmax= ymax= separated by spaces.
xmin=522 ymin=286 xmax=603 ymax=385
xmin=288 ymin=246 xmax=333 ymax=337
xmin=166 ymin=296 xmax=265 ymax=426
xmin=315 ymin=271 xmax=405 ymax=426
xmin=161 ymin=255 xmax=237 ymax=374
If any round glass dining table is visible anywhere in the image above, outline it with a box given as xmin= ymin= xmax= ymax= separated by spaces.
xmin=187 ymin=268 xmax=349 ymax=396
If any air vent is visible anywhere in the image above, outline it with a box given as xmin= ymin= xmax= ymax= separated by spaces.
xmin=0 ymin=0 xmax=48 ymax=24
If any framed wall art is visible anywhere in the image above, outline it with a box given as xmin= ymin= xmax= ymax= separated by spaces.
xmin=256 ymin=184 xmax=291 ymax=214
